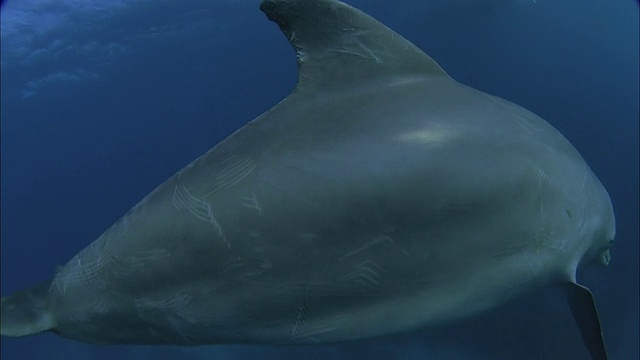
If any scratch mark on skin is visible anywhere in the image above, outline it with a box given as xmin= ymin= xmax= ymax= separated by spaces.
xmin=483 ymin=93 xmax=540 ymax=136
xmin=94 ymin=298 xmax=109 ymax=314
xmin=299 ymin=326 xmax=337 ymax=343
xmin=110 ymin=249 xmax=173 ymax=277
xmin=289 ymin=29 xmax=300 ymax=48
xmin=172 ymin=182 xmax=215 ymax=222
xmin=134 ymin=293 xmax=214 ymax=341
xmin=289 ymin=301 xmax=308 ymax=344
xmin=535 ymin=168 xmax=549 ymax=250
xmin=259 ymin=258 xmax=272 ymax=270
xmin=172 ymin=182 xmax=229 ymax=248
xmin=51 ymin=254 xmax=115 ymax=295
xmin=336 ymin=30 xmax=384 ymax=63
xmin=110 ymin=213 xmax=132 ymax=236
xmin=203 ymin=155 xmax=256 ymax=199
xmin=332 ymin=46 xmax=381 ymax=63
xmin=126 ymin=249 xmax=172 ymax=263
xmin=341 ymin=259 xmax=386 ymax=286
xmin=538 ymin=168 xmax=549 ymax=224
xmin=135 ymin=294 xmax=194 ymax=320
xmin=68 ymin=298 xmax=111 ymax=323
xmin=340 ymin=234 xmax=409 ymax=260
xmin=51 ymin=249 xmax=174 ymax=295
xmin=218 ymin=257 xmax=244 ymax=274
xmin=287 ymin=314 xmax=343 ymax=344
xmin=491 ymin=244 xmax=530 ymax=259
xmin=243 ymin=192 xmax=263 ymax=216
xmin=532 ymin=168 xmax=556 ymax=253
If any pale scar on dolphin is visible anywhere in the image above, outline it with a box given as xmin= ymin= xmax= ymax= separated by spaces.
xmin=1 ymin=1 xmax=614 ymax=359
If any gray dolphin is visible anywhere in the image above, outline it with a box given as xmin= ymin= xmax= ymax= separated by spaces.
xmin=1 ymin=0 xmax=614 ymax=359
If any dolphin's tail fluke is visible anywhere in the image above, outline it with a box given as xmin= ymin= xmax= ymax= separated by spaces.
xmin=1 ymin=279 xmax=56 ymax=337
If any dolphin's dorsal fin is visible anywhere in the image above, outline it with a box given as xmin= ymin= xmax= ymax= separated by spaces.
xmin=260 ymin=0 xmax=449 ymax=91
xmin=562 ymin=282 xmax=608 ymax=360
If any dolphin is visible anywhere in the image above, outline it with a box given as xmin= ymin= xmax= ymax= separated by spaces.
xmin=1 ymin=0 xmax=614 ymax=359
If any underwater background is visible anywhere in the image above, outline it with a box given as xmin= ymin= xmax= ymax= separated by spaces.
xmin=1 ymin=0 xmax=638 ymax=359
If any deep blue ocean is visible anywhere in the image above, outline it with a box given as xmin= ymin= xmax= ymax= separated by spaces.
xmin=1 ymin=0 xmax=638 ymax=359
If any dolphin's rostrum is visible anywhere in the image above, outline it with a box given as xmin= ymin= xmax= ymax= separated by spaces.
xmin=1 ymin=1 xmax=614 ymax=359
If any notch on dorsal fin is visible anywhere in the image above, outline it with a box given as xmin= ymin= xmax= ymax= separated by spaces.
xmin=260 ymin=0 xmax=449 ymax=91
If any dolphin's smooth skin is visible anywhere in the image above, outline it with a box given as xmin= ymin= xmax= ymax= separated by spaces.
xmin=1 ymin=0 xmax=615 ymax=359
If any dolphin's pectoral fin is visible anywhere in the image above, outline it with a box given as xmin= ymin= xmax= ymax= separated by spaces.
xmin=259 ymin=0 xmax=449 ymax=92
xmin=562 ymin=282 xmax=607 ymax=360
xmin=1 ymin=279 xmax=56 ymax=338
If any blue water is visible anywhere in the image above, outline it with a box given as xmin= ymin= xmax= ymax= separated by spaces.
xmin=1 ymin=0 xmax=638 ymax=359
